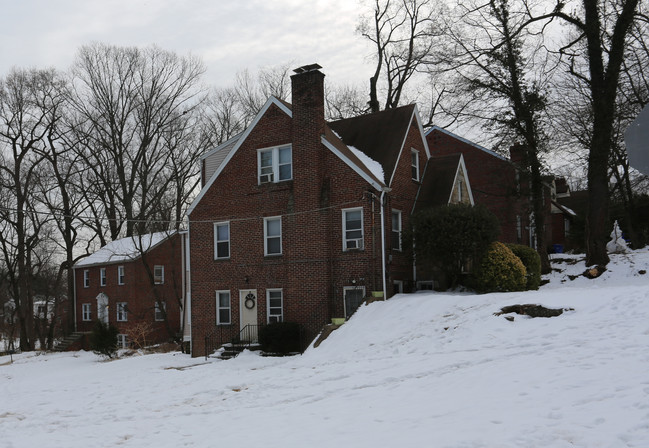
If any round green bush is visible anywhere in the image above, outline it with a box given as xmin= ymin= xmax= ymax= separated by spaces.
xmin=506 ymin=243 xmax=541 ymax=290
xmin=473 ymin=242 xmax=527 ymax=293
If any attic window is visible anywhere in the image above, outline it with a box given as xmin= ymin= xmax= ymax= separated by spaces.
xmin=411 ymin=149 xmax=420 ymax=181
xmin=258 ymin=145 xmax=292 ymax=184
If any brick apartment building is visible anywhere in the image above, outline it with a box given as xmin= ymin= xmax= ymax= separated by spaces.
xmin=74 ymin=232 xmax=185 ymax=348
xmin=185 ymin=64 xmax=472 ymax=357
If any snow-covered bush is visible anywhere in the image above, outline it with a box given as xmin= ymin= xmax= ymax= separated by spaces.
xmin=472 ymin=242 xmax=527 ymax=293
xmin=506 ymin=243 xmax=541 ymax=290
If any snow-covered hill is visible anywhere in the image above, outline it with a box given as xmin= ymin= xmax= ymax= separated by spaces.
xmin=2 ymin=250 xmax=649 ymax=447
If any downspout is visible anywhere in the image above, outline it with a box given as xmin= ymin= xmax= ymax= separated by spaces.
xmin=72 ymin=268 xmax=77 ymax=332
xmin=380 ymin=187 xmax=391 ymax=299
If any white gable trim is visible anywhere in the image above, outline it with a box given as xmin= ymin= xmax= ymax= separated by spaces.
xmin=321 ymin=136 xmax=384 ymax=191
xmin=187 ymin=97 xmax=292 ymax=216
xmin=426 ymin=126 xmax=508 ymax=162
xmin=199 ymin=132 xmax=243 ymax=161
xmin=448 ymin=154 xmax=475 ymax=205
xmin=387 ymin=105 xmax=431 ymax=187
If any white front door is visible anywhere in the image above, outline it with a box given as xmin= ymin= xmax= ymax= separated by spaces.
xmin=239 ymin=289 xmax=258 ymax=341
xmin=96 ymin=293 xmax=109 ymax=324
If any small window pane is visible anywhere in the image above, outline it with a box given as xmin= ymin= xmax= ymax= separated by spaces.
xmin=217 ymin=225 xmax=229 ymax=240
xmin=267 ymin=238 xmax=281 ymax=254
xmin=267 ymin=219 xmax=280 ymax=236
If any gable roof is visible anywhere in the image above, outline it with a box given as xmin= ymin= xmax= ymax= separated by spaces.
xmin=322 ymin=126 xmax=385 ymax=190
xmin=329 ymin=105 xmax=430 ymax=185
xmin=74 ymin=232 xmax=176 ymax=268
xmin=426 ymin=126 xmax=509 ymax=162
xmin=414 ymin=154 xmax=473 ymax=212
xmin=187 ymin=96 xmax=292 ymax=216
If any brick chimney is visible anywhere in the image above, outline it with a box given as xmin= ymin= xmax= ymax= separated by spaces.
xmin=291 ymin=64 xmax=325 ymax=147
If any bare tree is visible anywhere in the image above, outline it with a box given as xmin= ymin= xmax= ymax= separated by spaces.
xmin=0 ymin=68 xmax=60 ymax=350
xmin=529 ymin=0 xmax=644 ymax=265
xmin=68 ymin=43 xmax=207 ymax=241
xmin=358 ymin=0 xmax=444 ymax=113
xmin=234 ymin=64 xmax=292 ymax=125
xmin=442 ymin=0 xmax=554 ymax=272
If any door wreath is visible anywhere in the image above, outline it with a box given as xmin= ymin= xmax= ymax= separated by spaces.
xmin=244 ymin=292 xmax=256 ymax=310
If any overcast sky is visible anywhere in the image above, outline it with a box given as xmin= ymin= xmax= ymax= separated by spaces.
xmin=0 ymin=0 xmax=374 ymax=89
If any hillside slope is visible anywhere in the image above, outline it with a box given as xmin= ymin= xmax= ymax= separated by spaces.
xmin=2 ymin=251 xmax=649 ymax=447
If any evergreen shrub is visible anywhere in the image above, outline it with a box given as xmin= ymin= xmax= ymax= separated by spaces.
xmin=407 ymin=204 xmax=500 ymax=288
xmin=506 ymin=243 xmax=542 ymax=290
xmin=90 ymin=320 xmax=119 ymax=358
xmin=259 ymin=322 xmax=302 ymax=355
xmin=472 ymin=242 xmax=527 ymax=292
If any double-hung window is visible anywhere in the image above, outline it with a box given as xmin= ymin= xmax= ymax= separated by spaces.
xmin=116 ymin=302 xmax=128 ymax=322
xmin=117 ymin=266 xmax=125 ymax=285
xmin=117 ymin=334 xmax=128 ymax=349
xmin=83 ymin=270 xmax=89 ymax=288
xmin=267 ymin=289 xmax=283 ymax=323
xmin=258 ymin=145 xmax=292 ymax=184
xmin=82 ymin=303 xmax=91 ymax=321
xmin=343 ymin=208 xmax=363 ymax=250
xmin=100 ymin=268 xmax=106 ymax=286
xmin=264 ymin=217 xmax=282 ymax=256
xmin=155 ymin=301 xmax=166 ymax=321
xmin=216 ymin=291 xmax=231 ymax=325
xmin=391 ymin=210 xmax=402 ymax=251
xmin=411 ymin=149 xmax=420 ymax=181
xmin=214 ymin=222 xmax=230 ymax=259
xmin=154 ymin=265 xmax=164 ymax=284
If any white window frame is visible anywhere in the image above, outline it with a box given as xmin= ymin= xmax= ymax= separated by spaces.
xmin=391 ymin=209 xmax=402 ymax=251
xmin=154 ymin=265 xmax=164 ymax=284
xmin=258 ymin=144 xmax=292 ymax=184
xmin=83 ymin=270 xmax=89 ymax=288
xmin=216 ymin=290 xmax=231 ymax=325
xmin=117 ymin=334 xmax=128 ymax=349
xmin=117 ymin=265 xmax=125 ymax=285
xmin=154 ymin=301 xmax=166 ymax=321
xmin=417 ymin=280 xmax=434 ymax=291
xmin=82 ymin=303 xmax=91 ymax=321
xmin=214 ymin=221 xmax=230 ymax=259
xmin=116 ymin=302 xmax=128 ymax=322
xmin=411 ymin=148 xmax=420 ymax=181
xmin=342 ymin=207 xmax=364 ymax=251
xmin=264 ymin=216 xmax=282 ymax=256
xmin=266 ymin=289 xmax=284 ymax=323
xmin=100 ymin=268 xmax=106 ymax=286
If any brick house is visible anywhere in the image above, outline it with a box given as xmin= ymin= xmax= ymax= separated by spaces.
xmin=185 ymin=64 xmax=474 ymax=357
xmin=426 ymin=127 xmax=531 ymax=245
xmin=73 ymin=232 xmax=185 ymax=348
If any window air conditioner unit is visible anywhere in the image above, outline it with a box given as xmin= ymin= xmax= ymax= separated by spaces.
xmin=260 ymin=173 xmax=274 ymax=183
xmin=347 ymin=238 xmax=363 ymax=249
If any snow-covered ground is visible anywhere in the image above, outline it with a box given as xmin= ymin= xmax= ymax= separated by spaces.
xmin=2 ymin=250 xmax=649 ymax=447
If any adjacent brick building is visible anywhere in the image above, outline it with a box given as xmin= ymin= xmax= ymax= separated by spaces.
xmin=186 ymin=65 xmax=473 ymax=357
xmin=73 ymin=232 xmax=185 ymax=348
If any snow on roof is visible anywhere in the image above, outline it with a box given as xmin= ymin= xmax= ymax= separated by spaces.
xmin=348 ymin=145 xmax=385 ymax=184
xmin=75 ymin=232 xmax=175 ymax=268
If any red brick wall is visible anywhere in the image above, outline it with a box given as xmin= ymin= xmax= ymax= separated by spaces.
xmin=426 ymin=129 xmax=531 ymax=245
xmin=74 ymin=234 xmax=183 ymax=345
xmin=188 ymin=100 xmax=390 ymax=357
